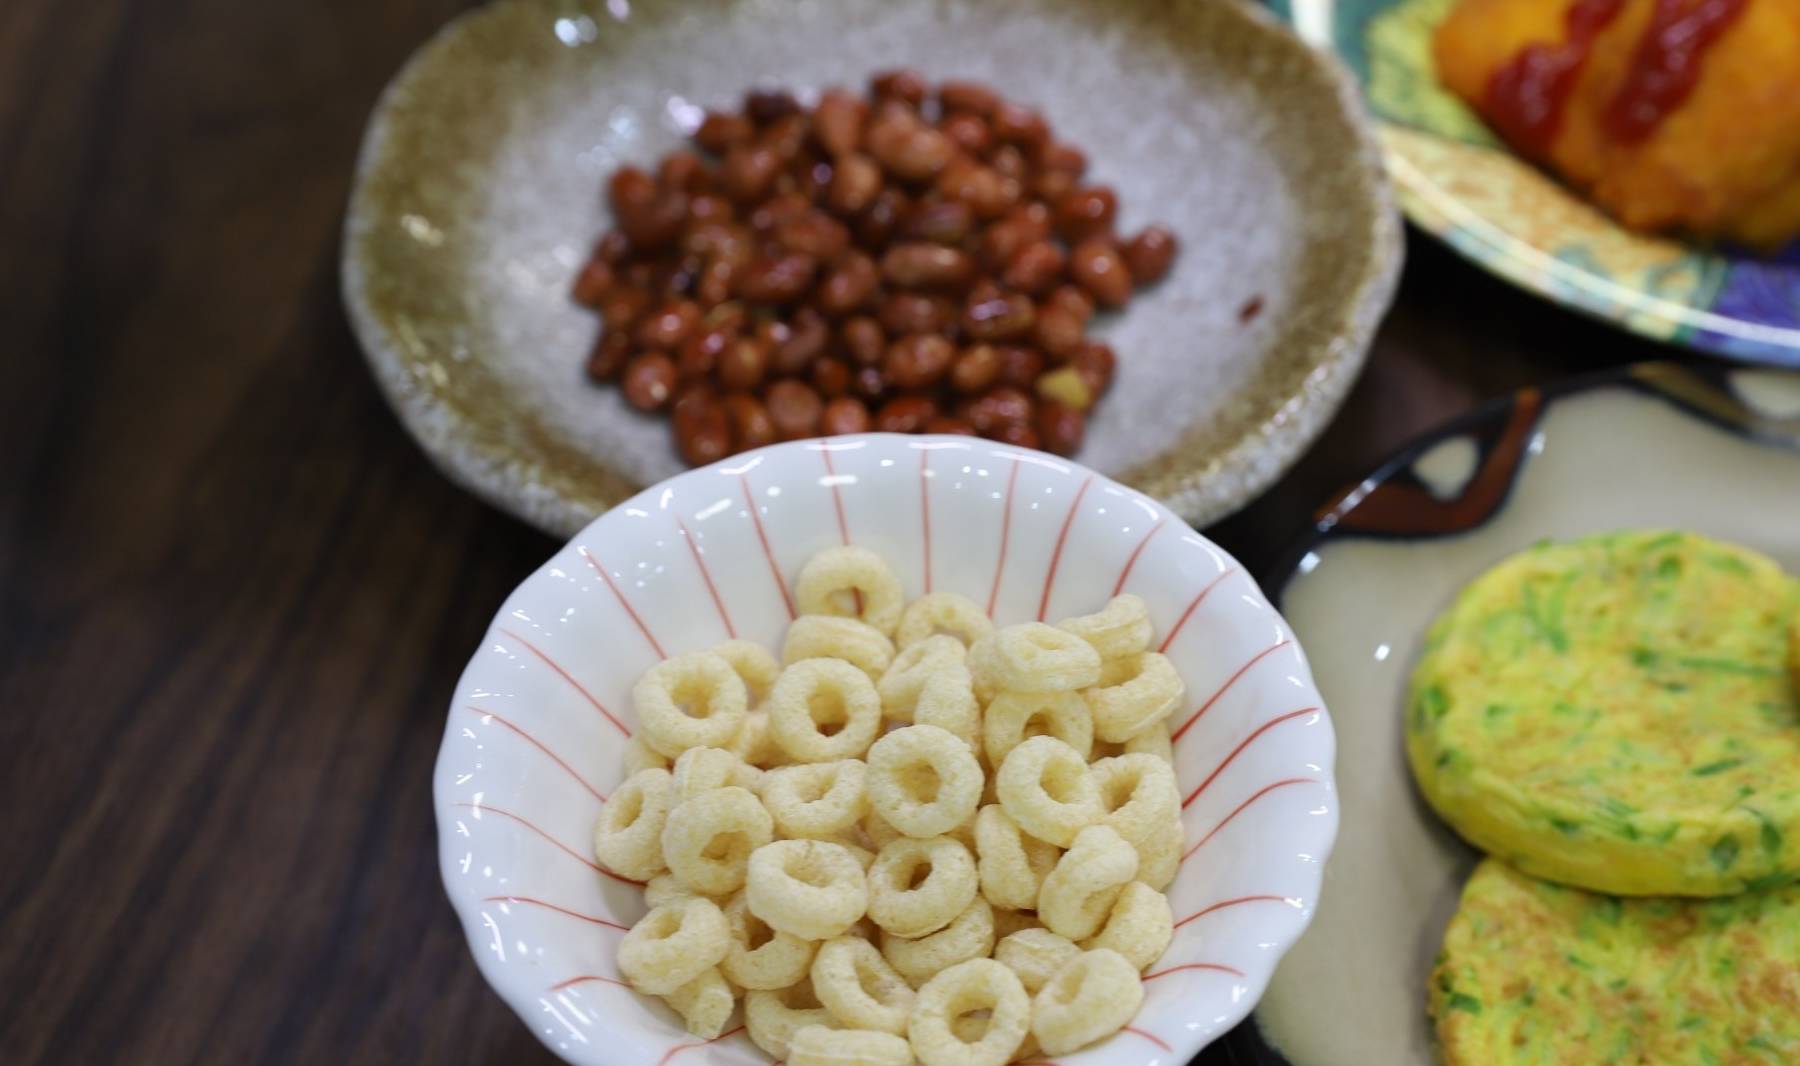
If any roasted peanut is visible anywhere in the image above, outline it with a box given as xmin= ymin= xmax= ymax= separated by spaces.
xmin=883 ymin=334 xmax=956 ymax=390
xmin=1068 ymin=238 xmax=1132 ymax=307
xmin=1123 ymin=226 xmax=1178 ymax=286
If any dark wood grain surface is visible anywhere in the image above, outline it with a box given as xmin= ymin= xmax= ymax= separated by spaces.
xmin=0 ymin=2 xmax=1674 ymax=1062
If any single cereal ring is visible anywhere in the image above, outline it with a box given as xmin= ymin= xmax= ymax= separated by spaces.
xmin=877 ymin=635 xmax=967 ymax=720
xmin=790 ymin=1024 xmax=912 ymax=1066
xmin=624 ymin=736 xmax=672 ymax=775
xmin=662 ymin=785 xmax=773 ymax=896
xmin=996 ymin=736 xmax=1103 ymax=847
xmin=728 ymin=710 xmax=783 ymax=768
xmin=866 ymin=835 xmax=978 ymax=938
xmin=746 ymin=839 xmax=869 ymax=940
xmin=1038 ymin=825 xmax=1139 ymax=941
xmin=672 ymin=746 xmax=762 ymax=802
xmin=974 ymin=804 xmax=1061 ymax=911
xmin=1057 ymin=594 xmax=1153 ymax=659
xmin=713 ymin=638 xmax=782 ymax=704
xmin=1090 ymin=721 xmax=1173 ymax=763
xmin=746 ymin=978 xmax=836 ymax=1059
xmin=991 ymin=907 xmax=1041 ymax=941
xmin=909 ymin=958 xmax=1031 ymax=1066
xmin=722 ymin=890 xmax=818 ymax=989
xmin=973 ymin=623 xmax=1102 ymax=694
xmin=1091 ymin=754 xmax=1180 ymax=847
xmin=593 ymin=768 xmax=674 ymax=881
xmin=982 ymin=690 xmax=1093 ymax=767
xmin=784 ymin=615 xmax=896 ymax=681
xmin=1081 ymin=881 xmax=1173 ymax=970
xmin=812 ymin=935 xmax=916 ymax=1034
xmin=1031 ymin=949 xmax=1144 ymax=1055
xmin=1084 ymin=652 xmax=1183 ymax=744
xmin=896 ymin=592 xmax=995 ymax=650
xmin=617 ymin=896 xmax=730 ymax=995
xmin=768 ymin=658 xmax=883 ymax=763
xmin=866 ymin=725 xmax=983 ymax=838
xmin=762 ymin=759 xmax=871 ymax=839
xmin=663 ymin=967 xmax=734 ymax=1039
xmin=635 ymin=651 xmax=750 ymax=758
xmin=1134 ymin=814 xmax=1183 ymax=891
xmin=643 ymin=872 xmax=696 ymax=909
xmin=913 ymin=667 xmax=981 ymax=752
xmin=796 ymin=546 xmax=906 ymax=636
xmin=880 ymin=896 xmax=995 ymax=987
xmin=994 ymin=927 xmax=1081 ymax=995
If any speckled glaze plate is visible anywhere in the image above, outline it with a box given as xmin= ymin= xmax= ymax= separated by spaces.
xmin=1241 ymin=362 xmax=1800 ymax=1064
xmin=1269 ymin=0 xmax=1800 ymax=367
xmin=343 ymin=0 xmax=1400 ymax=538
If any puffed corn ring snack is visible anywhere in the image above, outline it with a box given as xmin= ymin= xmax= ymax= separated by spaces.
xmin=761 ymin=759 xmax=870 ymax=839
xmin=908 ymin=958 xmax=1031 ymax=1066
xmin=1084 ymin=652 xmax=1183 ymax=744
xmin=877 ymin=634 xmax=967 ymax=720
xmin=973 ymin=623 xmax=1101 ymax=694
xmin=746 ymin=977 xmax=837 ymax=1059
xmin=866 ymin=835 xmax=978 ymax=938
xmin=784 ymin=615 xmax=896 ymax=681
xmin=671 ymin=745 xmax=762 ymax=802
xmin=811 ymin=935 xmax=915 ymax=1034
xmin=618 ymin=896 xmax=730 ymax=995
xmin=1038 ymin=825 xmax=1139 ymax=940
xmin=795 ymin=546 xmax=905 ymax=637
xmin=993 ymin=928 xmax=1082 ymax=995
xmin=1089 ymin=720 xmax=1173 ymax=763
xmin=880 ymin=896 xmax=995 ymax=987
xmin=867 ymin=725 xmax=983 ymax=839
xmin=768 ymin=657 xmax=883 ymax=763
xmin=895 ymin=591 xmax=995 ymax=650
xmin=790 ymin=1024 xmax=913 ymax=1066
xmin=597 ymin=545 xmax=1208 ymax=1058
xmin=593 ymin=768 xmax=674 ymax=881
xmin=728 ymin=709 xmax=783 ymax=768
xmin=1030 ymin=949 xmax=1144 ymax=1055
xmin=973 ymin=804 xmax=1060 ymax=911
xmin=635 ymin=651 xmax=750 ymax=758
xmin=995 ymin=736 xmax=1103 ymax=848
xmin=1134 ymin=814 xmax=1184 ymax=891
xmin=982 ymin=689 xmax=1094 ymax=767
xmin=1091 ymin=753 xmax=1180 ymax=848
xmin=1081 ymin=881 xmax=1173 ymax=971
xmin=643 ymin=872 xmax=701 ymax=909
xmin=663 ymin=967 xmax=734 ymax=1039
xmin=912 ymin=667 xmax=981 ymax=752
xmin=661 ymin=785 xmax=773 ymax=896
xmin=747 ymin=838 xmax=870 ymax=940
xmin=623 ymin=735 xmax=672 ymax=775
xmin=713 ymin=638 xmax=782 ymax=704
xmin=723 ymin=890 xmax=818 ymax=990
xmin=1056 ymin=594 xmax=1154 ymax=660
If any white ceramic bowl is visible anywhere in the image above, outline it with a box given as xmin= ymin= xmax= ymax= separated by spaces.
xmin=434 ymin=434 xmax=1338 ymax=1065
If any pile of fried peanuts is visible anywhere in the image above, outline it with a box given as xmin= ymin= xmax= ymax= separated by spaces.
xmin=593 ymin=547 xmax=1186 ymax=1066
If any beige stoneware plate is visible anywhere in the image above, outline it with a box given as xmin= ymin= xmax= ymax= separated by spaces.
xmin=344 ymin=0 xmax=1400 ymax=537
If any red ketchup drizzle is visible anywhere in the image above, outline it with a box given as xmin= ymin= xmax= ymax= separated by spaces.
xmin=1604 ymin=0 xmax=1749 ymax=143
xmin=1484 ymin=0 xmax=1629 ymax=158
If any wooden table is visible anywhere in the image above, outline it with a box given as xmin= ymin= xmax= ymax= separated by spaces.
xmin=0 ymin=2 xmax=1669 ymax=1061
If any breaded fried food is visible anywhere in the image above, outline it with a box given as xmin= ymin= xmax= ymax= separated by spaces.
xmin=1435 ymin=0 xmax=1800 ymax=247
xmin=1431 ymin=858 xmax=1800 ymax=1064
xmin=1407 ymin=530 xmax=1800 ymax=896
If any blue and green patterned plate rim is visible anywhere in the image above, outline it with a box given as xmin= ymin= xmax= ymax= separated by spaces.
xmin=1266 ymin=0 xmax=1800 ymax=368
